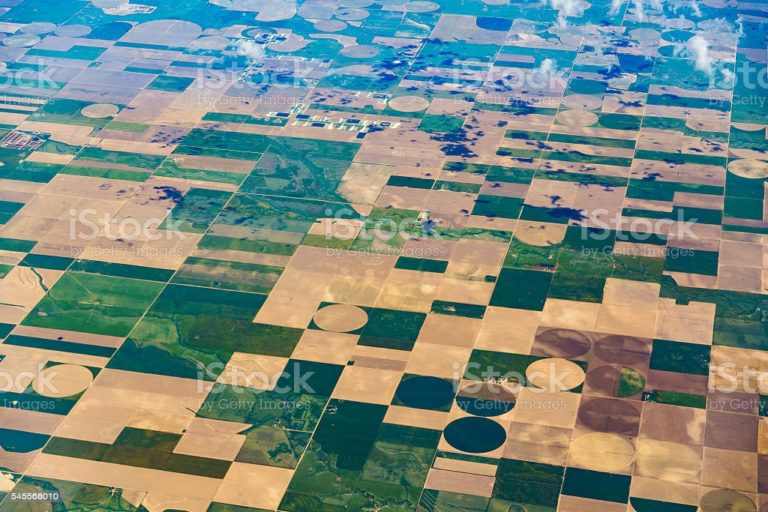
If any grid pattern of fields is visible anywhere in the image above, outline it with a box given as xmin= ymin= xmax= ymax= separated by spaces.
xmin=0 ymin=0 xmax=764 ymax=510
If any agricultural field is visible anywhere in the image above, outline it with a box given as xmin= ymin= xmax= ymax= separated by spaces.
xmin=0 ymin=0 xmax=764 ymax=511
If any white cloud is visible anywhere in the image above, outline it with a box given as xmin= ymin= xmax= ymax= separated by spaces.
xmin=526 ymin=58 xmax=560 ymax=89
xmin=236 ymin=39 xmax=265 ymax=65
xmin=92 ymin=0 xmax=126 ymax=7
xmin=539 ymin=58 xmax=555 ymax=75
xmin=550 ymin=0 xmax=587 ymax=27
xmin=690 ymin=0 xmax=702 ymax=16
xmin=91 ymin=0 xmax=155 ymax=15
xmin=687 ymin=35 xmax=713 ymax=75
xmin=609 ymin=0 xmax=625 ymax=15
xmin=719 ymin=68 xmax=735 ymax=87
xmin=670 ymin=0 xmax=702 ymax=16
xmin=633 ymin=0 xmax=646 ymax=21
